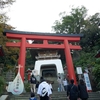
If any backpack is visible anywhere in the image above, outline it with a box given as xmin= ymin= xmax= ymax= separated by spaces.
xmin=41 ymin=87 xmax=48 ymax=97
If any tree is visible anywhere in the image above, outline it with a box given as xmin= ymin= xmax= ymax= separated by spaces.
xmin=0 ymin=1 xmax=18 ymax=94
xmin=0 ymin=0 xmax=15 ymax=23
xmin=52 ymin=6 xmax=87 ymax=34
xmin=52 ymin=6 xmax=100 ymax=90
xmin=80 ymin=13 xmax=100 ymax=52
xmin=0 ymin=0 xmax=15 ymax=8
xmin=0 ymin=0 xmax=19 ymax=72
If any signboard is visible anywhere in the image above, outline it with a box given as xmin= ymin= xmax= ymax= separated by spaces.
xmin=10 ymin=65 xmax=24 ymax=95
xmin=76 ymin=67 xmax=83 ymax=74
xmin=84 ymin=73 xmax=92 ymax=91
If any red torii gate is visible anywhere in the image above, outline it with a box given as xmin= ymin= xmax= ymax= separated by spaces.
xmin=3 ymin=30 xmax=83 ymax=85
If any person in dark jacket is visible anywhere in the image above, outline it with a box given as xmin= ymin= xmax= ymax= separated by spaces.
xmin=67 ymin=79 xmax=79 ymax=100
xmin=30 ymin=74 xmax=37 ymax=93
xmin=78 ymin=79 xmax=89 ymax=100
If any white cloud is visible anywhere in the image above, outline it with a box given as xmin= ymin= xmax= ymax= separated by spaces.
xmin=6 ymin=0 xmax=100 ymax=32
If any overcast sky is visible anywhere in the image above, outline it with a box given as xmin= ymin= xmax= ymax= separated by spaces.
xmin=6 ymin=0 xmax=100 ymax=33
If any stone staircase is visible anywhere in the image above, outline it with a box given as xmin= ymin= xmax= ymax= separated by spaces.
xmin=88 ymin=92 xmax=100 ymax=100
xmin=9 ymin=92 xmax=67 ymax=100
xmin=8 ymin=91 xmax=100 ymax=100
xmin=8 ymin=77 xmax=100 ymax=100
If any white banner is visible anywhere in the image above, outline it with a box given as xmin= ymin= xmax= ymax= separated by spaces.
xmin=10 ymin=65 xmax=24 ymax=95
xmin=84 ymin=73 xmax=92 ymax=91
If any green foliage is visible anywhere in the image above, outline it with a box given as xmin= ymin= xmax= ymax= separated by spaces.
xmin=0 ymin=0 xmax=18 ymax=72
xmin=92 ymin=58 xmax=100 ymax=84
xmin=52 ymin=6 xmax=87 ymax=33
xmin=0 ymin=76 xmax=6 ymax=95
xmin=73 ymin=51 xmax=95 ymax=69
xmin=0 ymin=14 xmax=9 ymax=23
xmin=24 ymin=82 xmax=31 ymax=92
xmin=80 ymin=13 xmax=100 ymax=51
xmin=0 ymin=29 xmax=19 ymax=72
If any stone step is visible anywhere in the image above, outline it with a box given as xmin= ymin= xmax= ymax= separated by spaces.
xmin=10 ymin=95 xmax=67 ymax=100
xmin=9 ymin=92 xmax=100 ymax=100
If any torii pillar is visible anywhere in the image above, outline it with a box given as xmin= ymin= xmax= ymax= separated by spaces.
xmin=3 ymin=30 xmax=83 ymax=85
xmin=64 ymin=39 xmax=77 ymax=83
xmin=18 ymin=37 xmax=26 ymax=80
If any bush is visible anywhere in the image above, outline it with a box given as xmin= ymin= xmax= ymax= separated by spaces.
xmin=24 ymin=82 xmax=31 ymax=92
xmin=0 ymin=76 xmax=6 ymax=95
